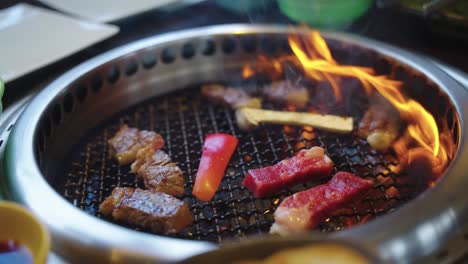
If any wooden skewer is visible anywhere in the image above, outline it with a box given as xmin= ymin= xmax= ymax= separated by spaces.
xmin=236 ymin=107 xmax=353 ymax=134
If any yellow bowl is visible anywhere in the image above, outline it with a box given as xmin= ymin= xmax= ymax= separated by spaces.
xmin=0 ymin=201 xmax=50 ymax=264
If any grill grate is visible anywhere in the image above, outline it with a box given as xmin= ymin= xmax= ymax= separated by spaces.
xmin=59 ymin=83 xmax=421 ymax=243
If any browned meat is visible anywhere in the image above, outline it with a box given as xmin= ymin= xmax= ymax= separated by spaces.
xmin=142 ymin=164 xmax=185 ymax=196
xmin=130 ymin=146 xmax=185 ymax=196
xmin=131 ymin=146 xmax=172 ymax=177
xmin=99 ymin=187 xmax=192 ymax=234
xmin=108 ymin=125 xmax=164 ymax=165
xmin=263 ymin=80 xmax=309 ymax=108
xmin=358 ymin=94 xmax=401 ymax=152
xmin=201 ymin=84 xmax=261 ymax=109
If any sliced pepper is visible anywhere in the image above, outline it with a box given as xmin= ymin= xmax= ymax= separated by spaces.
xmin=192 ymin=133 xmax=238 ymax=202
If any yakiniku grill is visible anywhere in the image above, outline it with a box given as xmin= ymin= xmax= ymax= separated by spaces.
xmin=2 ymin=24 xmax=468 ymax=263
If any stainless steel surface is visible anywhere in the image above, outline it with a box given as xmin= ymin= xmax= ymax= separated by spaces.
xmin=2 ymin=24 xmax=468 ymax=263
xmin=422 ymin=0 xmax=460 ymax=15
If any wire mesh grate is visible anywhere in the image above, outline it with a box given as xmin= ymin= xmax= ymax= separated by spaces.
xmin=59 ymin=84 xmax=423 ymax=243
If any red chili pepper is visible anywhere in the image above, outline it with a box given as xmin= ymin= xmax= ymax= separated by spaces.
xmin=192 ymin=133 xmax=238 ymax=202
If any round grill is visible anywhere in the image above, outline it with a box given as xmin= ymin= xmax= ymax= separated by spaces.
xmin=5 ymin=25 xmax=468 ymax=263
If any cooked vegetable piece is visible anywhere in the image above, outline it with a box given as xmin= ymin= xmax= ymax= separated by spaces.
xmin=192 ymin=133 xmax=238 ymax=202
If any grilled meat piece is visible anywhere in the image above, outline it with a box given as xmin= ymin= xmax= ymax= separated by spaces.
xmin=358 ymin=95 xmax=401 ymax=152
xmin=142 ymin=164 xmax=185 ymax=196
xmin=131 ymin=146 xmax=172 ymax=177
xmin=243 ymin=147 xmax=334 ymax=198
xmin=271 ymin=172 xmax=373 ymax=235
xmin=201 ymin=84 xmax=261 ymax=109
xmin=130 ymin=146 xmax=185 ymax=196
xmin=263 ymin=80 xmax=309 ymax=108
xmin=108 ymin=125 xmax=164 ymax=165
xmin=100 ymin=187 xmax=192 ymax=234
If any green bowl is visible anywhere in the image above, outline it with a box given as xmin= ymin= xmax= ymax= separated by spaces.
xmin=278 ymin=0 xmax=372 ymax=28
xmin=215 ymin=0 xmax=265 ymax=14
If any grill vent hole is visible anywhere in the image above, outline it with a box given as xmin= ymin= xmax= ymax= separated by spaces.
xmin=452 ymin=121 xmax=459 ymax=146
xmin=202 ymin=40 xmax=216 ymax=56
xmin=161 ymin=48 xmax=176 ymax=64
xmin=52 ymin=104 xmax=63 ymax=125
xmin=76 ymin=85 xmax=88 ymax=102
xmin=7 ymin=124 xmax=13 ymax=132
xmin=438 ymin=94 xmax=448 ymax=118
xmin=375 ymin=57 xmax=392 ymax=75
xmin=37 ymin=132 xmax=44 ymax=153
xmin=43 ymin=116 xmax=52 ymax=138
xmin=260 ymin=37 xmax=277 ymax=55
xmin=435 ymin=250 xmax=449 ymax=261
xmin=222 ymin=37 xmax=236 ymax=54
xmin=106 ymin=67 xmax=120 ymax=84
xmin=142 ymin=53 xmax=157 ymax=69
xmin=0 ymin=140 xmax=3 ymax=148
xmin=63 ymin=93 xmax=75 ymax=113
xmin=280 ymin=37 xmax=291 ymax=53
xmin=182 ymin=43 xmax=195 ymax=59
xmin=241 ymin=37 xmax=257 ymax=53
xmin=91 ymin=74 xmax=104 ymax=92
xmin=395 ymin=66 xmax=409 ymax=81
xmin=447 ymin=109 xmax=454 ymax=130
xmin=124 ymin=60 xmax=138 ymax=76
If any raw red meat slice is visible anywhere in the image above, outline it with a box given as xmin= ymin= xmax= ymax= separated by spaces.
xmin=271 ymin=171 xmax=373 ymax=235
xmin=243 ymin=146 xmax=333 ymax=197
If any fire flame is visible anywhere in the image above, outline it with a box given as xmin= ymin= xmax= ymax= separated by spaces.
xmin=243 ymin=27 xmax=454 ymax=177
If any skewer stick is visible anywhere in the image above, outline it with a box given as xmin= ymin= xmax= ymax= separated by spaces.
xmin=236 ymin=107 xmax=353 ymax=134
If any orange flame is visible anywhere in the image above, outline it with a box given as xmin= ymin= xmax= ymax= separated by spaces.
xmin=242 ymin=65 xmax=255 ymax=79
xmin=243 ymin=27 xmax=454 ymax=176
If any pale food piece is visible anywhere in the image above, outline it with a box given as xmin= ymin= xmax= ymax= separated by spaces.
xmin=236 ymin=107 xmax=353 ymax=133
xmin=236 ymin=244 xmax=370 ymax=264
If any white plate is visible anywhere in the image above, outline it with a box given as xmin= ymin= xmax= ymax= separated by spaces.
xmin=38 ymin=0 xmax=185 ymax=23
xmin=0 ymin=4 xmax=119 ymax=83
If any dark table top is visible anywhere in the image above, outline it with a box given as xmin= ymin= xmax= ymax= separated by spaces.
xmin=2 ymin=0 xmax=468 ymax=107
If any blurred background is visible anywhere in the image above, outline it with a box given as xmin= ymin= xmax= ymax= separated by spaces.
xmin=1 ymin=0 xmax=467 ymax=106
